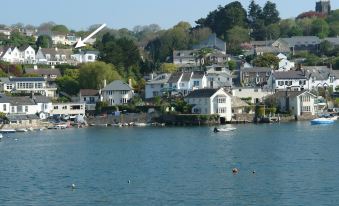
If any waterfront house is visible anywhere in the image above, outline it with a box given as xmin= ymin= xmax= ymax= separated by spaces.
xmin=0 ymin=95 xmax=39 ymax=115
xmin=6 ymin=114 xmax=41 ymax=126
xmin=51 ymin=102 xmax=85 ymax=118
xmin=145 ymin=73 xmax=171 ymax=99
xmin=231 ymin=87 xmax=274 ymax=104
xmin=240 ymin=67 xmax=272 ymax=87
xmin=0 ymin=77 xmax=57 ymax=98
xmin=184 ymin=88 xmax=232 ymax=122
xmin=101 ymin=80 xmax=134 ymax=106
xmin=231 ymin=96 xmax=250 ymax=115
xmin=272 ymin=91 xmax=317 ymax=117
xmin=303 ymin=66 xmax=339 ymax=91
xmin=79 ymin=89 xmax=101 ymax=111
xmin=267 ymin=70 xmax=309 ymax=91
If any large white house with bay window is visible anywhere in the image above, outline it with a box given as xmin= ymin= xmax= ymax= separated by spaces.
xmin=101 ymin=80 xmax=134 ymax=106
xmin=184 ymin=88 xmax=232 ymax=121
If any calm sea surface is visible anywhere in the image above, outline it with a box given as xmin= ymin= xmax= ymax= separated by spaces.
xmin=1 ymin=122 xmax=339 ymax=205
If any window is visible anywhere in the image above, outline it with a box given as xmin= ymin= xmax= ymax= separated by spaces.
xmin=193 ymin=81 xmax=199 ymax=87
xmin=3 ymin=104 xmax=6 ymax=111
xmin=278 ymin=81 xmax=284 ymax=86
xmin=62 ymin=106 xmax=67 ymax=110
xmin=120 ymin=98 xmax=128 ymax=104
xmin=121 ymin=91 xmax=128 ymax=95
xmin=302 ymin=106 xmax=310 ymax=112
xmin=54 ymin=106 xmax=58 ymax=109
xmin=25 ymin=106 xmax=28 ymax=112
xmin=218 ymin=98 xmax=226 ymax=103
xmin=11 ymin=106 xmax=15 ymax=113
xmin=217 ymin=107 xmax=226 ymax=114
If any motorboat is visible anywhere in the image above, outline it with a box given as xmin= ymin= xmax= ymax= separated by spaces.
xmin=311 ymin=118 xmax=335 ymax=125
xmin=0 ymin=129 xmax=16 ymax=133
xmin=214 ymin=127 xmax=236 ymax=132
xmin=134 ymin=123 xmax=149 ymax=127
xmin=16 ymin=128 xmax=28 ymax=132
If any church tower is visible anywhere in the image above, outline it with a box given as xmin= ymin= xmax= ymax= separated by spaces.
xmin=316 ymin=0 xmax=331 ymax=14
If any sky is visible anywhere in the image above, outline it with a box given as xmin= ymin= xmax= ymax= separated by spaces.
xmin=1 ymin=0 xmax=339 ymax=31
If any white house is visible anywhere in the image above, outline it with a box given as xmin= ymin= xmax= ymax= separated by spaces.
xmin=79 ymin=89 xmax=101 ymax=111
xmin=145 ymin=73 xmax=171 ymax=99
xmin=0 ymin=47 xmax=23 ymax=63
xmin=72 ymin=50 xmax=99 ymax=63
xmin=20 ymin=45 xmax=36 ymax=64
xmin=173 ymin=50 xmax=201 ymax=66
xmin=51 ymin=103 xmax=85 ymax=118
xmin=167 ymin=72 xmax=208 ymax=96
xmin=273 ymin=91 xmax=317 ymax=116
xmin=36 ymin=47 xmax=74 ymax=65
xmin=101 ymin=80 xmax=134 ymax=106
xmin=267 ymin=70 xmax=309 ymax=91
xmin=0 ymin=77 xmax=57 ymax=98
xmin=231 ymin=87 xmax=274 ymax=104
xmin=303 ymin=66 xmax=339 ymax=91
xmin=184 ymin=88 xmax=232 ymax=121
xmin=0 ymin=95 xmax=39 ymax=115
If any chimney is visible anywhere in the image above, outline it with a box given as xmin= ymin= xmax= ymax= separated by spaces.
xmin=103 ymin=79 xmax=107 ymax=88
xmin=33 ymin=65 xmax=38 ymax=70
xmin=128 ymin=79 xmax=132 ymax=88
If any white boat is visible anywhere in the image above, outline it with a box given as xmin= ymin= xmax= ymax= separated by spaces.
xmin=0 ymin=129 xmax=16 ymax=133
xmin=214 ymin=127 xmax=236 ymax=132
xmin=16 ymin=128 xmax=28 ymax=132
xmin=54 ymin=124 xmax=68 ymax=129
xmin=311 ymin=118 xmax=334 ymax=125
xmin=134 ymin=123 xmax=148 ymax=127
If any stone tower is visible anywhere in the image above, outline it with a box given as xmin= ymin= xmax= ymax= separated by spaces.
xmin=316 ymin=0 xmax=331 ymax=14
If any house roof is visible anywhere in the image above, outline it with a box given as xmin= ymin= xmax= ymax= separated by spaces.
xmin=173 ymin=50 xmax=196 ymax=59
xmin=324 ymin=37 xmax=339 ymax=45
xmin=273 ymin=91 xmax=316 ymax=98
xmin=33 ymin=95 xmax=52 ymax=103
xmin=181 ymin=72 xmax=192 ymax=82
xmin=102 ymin=80 xmax=132 ymax=91
xmin=303 ymin=66 xmax=336 ymax=80
xmin=80 ymin=89 xmax=100 ymax=96
xmin=279 ymin=36 xmax=321 ymax=47
xmin=231 ymin=96 xmax=249 ymax=108
xmin=241 ymin=67 xmax=271 ymax=73
xmin=9 ymin=77 xmax=46 ymax=82
xmin=185 ymin=88 xmax=219 ymax=98
xmin=272 ymin=70 xmax=306 ymax=79
xmin=255 ymin=46 xmax=290 ymax=54
xmin=0 ymin=96 xmax=36 ymax=106
xmin=146 ymin=73 xmax=171 ymax=85
xmin=193 ymin=33 xmax=226 ymax=52
xmin=192 ymin=71 xmax=205 ymax=79
xmin=168 ymin=72 xmax=182 ymax=83
xmin=25 ymin=68 xmax=61 ymax=76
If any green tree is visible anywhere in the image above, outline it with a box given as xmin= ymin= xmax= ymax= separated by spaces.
xmin=262 ymin=1 xmax=280 ymax=26
xmin=78 ymin=61 xmax=122 ymax=89
xmin=36 ymin=35 xmax=52 ymax=48
xmin=227 ymin=26 xmax=250 ymax=54
xmin=253 ymin=53 xmax=279 ymax=69
xmin=228 ymin=60 xmax=237 ymax=71
xmin=160 ymin=63 xmax=177 ymax=73
xmin=55 ymin=76 xmax=80 ymax=95
xmin=311 ymin=19 xmax=329 ymax=38
xmin=51 ymin=25 xmax=69 ymax=35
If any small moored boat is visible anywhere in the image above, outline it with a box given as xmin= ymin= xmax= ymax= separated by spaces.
xmin=16 ymin=128 xmax=28 ymax=132
xmin=311 ymin=118 xmax=334 ymax=125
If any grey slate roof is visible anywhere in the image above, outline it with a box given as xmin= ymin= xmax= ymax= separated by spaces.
xmin=303 ymin=66 xmax=336 ymax=80
xmin=242 ymin=67 xmax=271 ymax=72
xmin=193 ymin=33 xmax=226 ymax=52
xmin=0 ymin=96 xmax=36 ymax=106
xmin=272 ymin=70 xmax=307 ymax=79
xmin=25 ymin=68 xmax=61 ymax=76
xmin=181 ymin=72 xmax=192 ymax=82
xmin=255 ymin=46 xmax=290 ymax=54
xmin=185 ymin=88 xmax=218 ymax=98
xmin=173 ymin=50 xmax=195 ymax=58
xmin=102 ymin=80 xmax=132 ymax=91
xmin=279 ymin=36 xmax=321 ymax=47
xmin=9 ymin=77 xmax=45 ymax=82
xmin=273 ymin=91 xmax=316 ymax=98
xmin=324 ymin=37 xmax=339 ymax=45
xmin=192 ymin=71 xmax=205 ymax=79
xmin=33 ymin=95 xmax=52 ymax=103
xmin=7 ymin=114 xmax=40 ymax=121
xmin=80 ymin=89 xmax=100 ymax=96
xmin=232 ymin=96 xmax=249 ymax=108
xmin=168 ymin=72 xmax=182 ymax=83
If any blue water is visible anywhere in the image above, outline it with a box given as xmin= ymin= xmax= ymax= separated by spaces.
xmin=0 ymin=122 xmax=339 ymax=205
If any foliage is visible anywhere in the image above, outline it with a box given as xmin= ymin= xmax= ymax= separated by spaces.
xmin=227 ymin=60 xmax=237 ymax=71
xmin=63 ymin=69 xmax=80 ymax=80
xmin=311 ymin=19 xmax=329 ymax=38
xmin=160 ymin=63 xmax=177 ymax=73
xmin=171 ymin=98 xmax=192 ymax=114
xmin=95 ymin=101 xmax=109 ymax=114
xmin=253 ymin=53 xmax=279 ymax=69
xmin=36 ymin=35 xmax=52 ymax=48
xmin=1 ymin=30 xmax=35 ymax=47
xmin=51 ymin=25 xmax=69 ymax=35
xmin=55 ymin=75 xmax=80 ymax=95
xmin=78 ymin=61 xmax=122 ymax=89
xmin=227 ymin=26 xmax=250 ymax=54
xmin=255 ymin=105 xmax=265 ymax=117
xmin=262 ymin=1 xmax=280 ymax=26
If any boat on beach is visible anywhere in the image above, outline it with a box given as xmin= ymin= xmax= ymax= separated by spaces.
xmin=214 ymin=127 xmax=237 ymax=132
xmin=16 ymin=128 xmax=28 ymax=132
xmin=0 ymin=129 xmax=16 ymax=133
